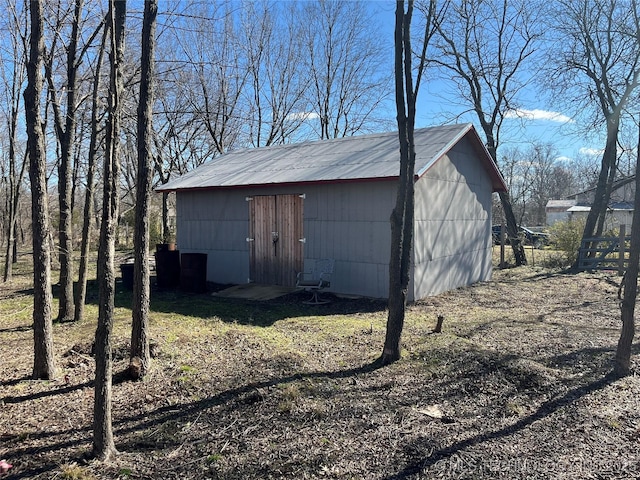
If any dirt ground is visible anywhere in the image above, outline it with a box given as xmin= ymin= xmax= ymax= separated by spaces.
xmin=1 ymin=259 xmax=639 ymax=479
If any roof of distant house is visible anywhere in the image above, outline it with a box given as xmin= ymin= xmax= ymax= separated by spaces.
xmin=546 ymin=199 xmax=577 ymax=209
xmin=566 ymin=175 xmax=636 ymax=200
xmin=567 ymin=201 xmax=634 ymax=212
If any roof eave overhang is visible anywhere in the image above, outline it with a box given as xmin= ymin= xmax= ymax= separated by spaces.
xmin=155 ymin=175 xmax=400 ymax=194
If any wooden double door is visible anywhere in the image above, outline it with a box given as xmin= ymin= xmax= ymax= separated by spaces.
xmin=248 ymin=194 xmax=303 ymax=287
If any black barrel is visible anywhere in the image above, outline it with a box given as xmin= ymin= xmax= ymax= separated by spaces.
xmin=180 ymin=253 xmax=207 ymax=293
xmin=120 ymin=263 xmax=134 ymax=290
xmin=155 ymin=249 xmax=181 ymax=288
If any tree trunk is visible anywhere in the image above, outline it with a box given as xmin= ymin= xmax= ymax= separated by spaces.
xmin=3 ymin=118 xmax=26 ymax=283
xmin=162 ymin=191 xmax=170 ymax=243
xmin=498 ymin=190 xmax=527 ymax=266
xmin=75 ymin=21 xmax=107 ymax=323
xmin=485 ymin=142 xmax=527 ymax=266
xmin=130 ymin=0 xmax=157 ymax=378
xmin=47 ymin=0 xmax=84 ymax=322
xmin=93 ymin=0 xmax=125 ymax=461
xmin=3 ymin=18 xmax=27 ymax=283
xmin=381 ymin=0 xmax=417 ymax=365
xmin=583 ymin=115 xmax=620 ymax=248
xmin=614 ymin=121 xmax=640 ymax=377
xmin=25 ymin=0 xmax=56 ymax=380
xmin=3 ymin=216 xmax=15 ymax=282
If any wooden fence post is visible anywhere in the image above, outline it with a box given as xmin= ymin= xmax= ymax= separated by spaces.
xmin=619 ymin=224 xmax=626 ymax=276
xmin=500 ymin=220 xmax=505 ymax=268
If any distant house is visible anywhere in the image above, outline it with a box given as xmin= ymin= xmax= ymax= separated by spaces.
xmin=545 ymin=199 xmax=577 ymax=225
xmin=157 ymin=124 xmax=507 ymax=301
xmin=546 ymin=175 xmax=636 ymax=229
xmin=567 ymin=201 xmax=634 ymax=231
xmin=567 ymin=175 xmax=636 ymax=205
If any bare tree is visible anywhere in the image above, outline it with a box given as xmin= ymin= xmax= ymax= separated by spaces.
xmin=75 ymin=18 xmax=107 ymax=323
xmin=300 ymin=0 xmax=390 ymax=139
xmin=151 ymin=81 xmax=210 ymax=241
xmin=615 ymin=119 xmax=640 ymax=377
xmin=381 ymin=0 xmax=439 ymax=365
xmin=527 ymin=144 xmax=574 ymax=225
xmin=1 ymin=0 xmax=28 ymax=283
xmin=93 ymin=0 xmax=125 ymax=461
xmin=175 ymin=3 xmax=247 ymax=155
xmin=498 ymin=146 xmax=535 ymax=225
xmin=130 ymin=0 xmax=157 ymax=379
xmin=43 ymin=0 xmax=88 ymax=322
xmin=547 ymin=0 xmax=640 ymax=246
xmin=25 ymin=0 xmax=57 ymax=380
xmin=241 ymin=2 xmax=310 ymax=146
xmin=432 ymin=0 xmax=541 ymax=266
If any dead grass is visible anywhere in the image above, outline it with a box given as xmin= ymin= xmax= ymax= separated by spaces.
xmin=1 ymin=250 xmax=639 ymax=479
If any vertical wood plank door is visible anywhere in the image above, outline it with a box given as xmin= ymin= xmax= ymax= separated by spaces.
xmin=249 ymin=194 xmax=303 ymax=286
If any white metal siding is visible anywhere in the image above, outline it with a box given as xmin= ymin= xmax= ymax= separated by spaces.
xmin=174 ymin=135 xmax=495 ymax=299
xmin=176 ymin=190 xmax=251 ymax=285
xmin=302 ymin=182 xmax=395 ymax=298
xmin=412 ymin=137 xmax=493 ymax=300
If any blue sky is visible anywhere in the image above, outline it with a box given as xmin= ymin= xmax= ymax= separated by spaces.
xmin=368 ymin=1 xmax=604 ymax=164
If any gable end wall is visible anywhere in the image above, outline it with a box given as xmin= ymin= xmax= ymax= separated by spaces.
xmin=411 ymin=136 xmax=493 ymax=300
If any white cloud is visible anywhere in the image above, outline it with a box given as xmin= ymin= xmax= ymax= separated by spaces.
xmin=579 ymin=147 xmax=603 ymax=156
xmin=286 ymin=111 xmax=320 ymax=121
xmin=505 ymin=108 xmax=574 ymax=123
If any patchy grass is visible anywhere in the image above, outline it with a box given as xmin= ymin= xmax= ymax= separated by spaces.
xmin=1 ymin=250 xmax=639 ymax=479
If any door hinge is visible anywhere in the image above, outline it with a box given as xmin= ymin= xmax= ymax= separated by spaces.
xmin=299 ymin=238 xmax=306 ymax=243
xmin=246 ymin=196 xmax=253 ymax=201
xmin=246 ymin=237 xmax=254 ymax=242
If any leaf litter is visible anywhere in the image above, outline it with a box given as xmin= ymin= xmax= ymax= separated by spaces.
xmin=1 ymin=265 xmax=639 ymax=479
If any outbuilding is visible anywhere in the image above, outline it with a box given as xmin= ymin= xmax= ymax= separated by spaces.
xmin=156 ymin=123 xmax=506 ymax=301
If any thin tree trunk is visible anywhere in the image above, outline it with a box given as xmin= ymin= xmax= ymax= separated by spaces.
xmin=498 ymin=190 xmax=527 ymax=265
xmin=485 ymin=142 xmax=527 ymax=266
xmin=3 ymin=35 xmax=27 ymax=283
xmin=614 ymin=121 xmax=640 ymax=377
xmin=585 ymin=116 xmax=619 ymax=245
xmin=25 ymin=0 xmax=56 ymax=380
xmin=130 ymin=0 xmax=157 ymax=378
xmin=46 ymin=0 xmax=84 ymax=322
xmin=381 ymin=0 xmax=417 ymax=365
xmin=3 ymin=125 xmax=25 ymax=283
xmin=75 ymin=22 xmax=107 ymax=323
xmin=162 ymin=191 xmax=170 ymax=242
xmin=93 ymin=0 xmax=125 ymax=461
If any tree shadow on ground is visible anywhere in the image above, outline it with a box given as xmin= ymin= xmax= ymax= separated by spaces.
xmin=0 ymin=324 xmax=32 ymax=334
xmin=2 ymin=360 xmax=382 ymax=478
xmin=79 ymin=277 xmax=387 ymax=327
xmin=384 ymin=372 xmax=619 ymax=479
xmin=5 ymin=347 xmax=628 ymax=479
xmin=1 ymin=369 xmax=133 ymax=405
xmin=0 ymin=376 xmax=33 ymax=388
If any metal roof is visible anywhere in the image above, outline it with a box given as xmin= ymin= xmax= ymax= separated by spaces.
xmin=546 ymin=199 xmax=577 ymax=209
xmin=157 ymin=123 xmax=506 ymax=193
xmin=567 ymin=202 xmax=634 ymax=212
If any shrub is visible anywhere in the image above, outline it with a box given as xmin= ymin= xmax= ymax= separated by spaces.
xmin=546 ymin=218 xmax=585 ymax=267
